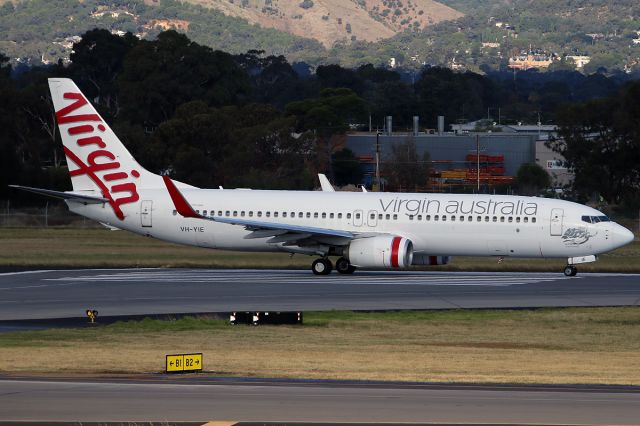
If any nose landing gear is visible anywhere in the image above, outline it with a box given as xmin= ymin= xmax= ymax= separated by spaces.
xmin=564 ymin=265 xmax=578 ymax=277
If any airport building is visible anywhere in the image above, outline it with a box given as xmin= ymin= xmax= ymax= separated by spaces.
xmin=344 ymin=117 xmax=571 ymax=190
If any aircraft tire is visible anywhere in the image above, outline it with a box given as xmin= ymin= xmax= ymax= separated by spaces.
xmin=312 ymin=258 xmax=332 ymax=275
xmin=564 ymin=265 xmax=578 ymax=277
xmin=336 ymin=257 xmax=356 ymax=274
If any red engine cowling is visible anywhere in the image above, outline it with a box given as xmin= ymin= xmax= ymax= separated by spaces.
xmin=347 ymin=236 xmax=414 ymax=269
xmin=412 ymin=254 xmax=451 ymax=266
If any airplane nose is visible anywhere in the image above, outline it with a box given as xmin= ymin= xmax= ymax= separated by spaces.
xmin=613 ymin=225 xmax=635 ymax=247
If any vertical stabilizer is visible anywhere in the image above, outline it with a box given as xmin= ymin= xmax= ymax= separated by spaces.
xmin=48 ymin=78 xmax=163 ymax=220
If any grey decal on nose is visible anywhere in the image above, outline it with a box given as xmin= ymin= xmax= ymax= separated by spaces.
xmin=561 ymin=227 xmax=597 ymax=246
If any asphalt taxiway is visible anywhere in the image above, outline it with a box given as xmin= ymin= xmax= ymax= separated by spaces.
xmin=2 ymin=270 xmax=639 ymax=425
xmin=0 ymin=269 xmax=639 ymax=321
xmin=1 ymin=377 xmax=639 ymax=424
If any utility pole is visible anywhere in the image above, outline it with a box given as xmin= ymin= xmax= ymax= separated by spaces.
xmin=376 ymin=131 xmax=381 ymax=192
xmin=476 ymin=134 xmax=480 ymax=192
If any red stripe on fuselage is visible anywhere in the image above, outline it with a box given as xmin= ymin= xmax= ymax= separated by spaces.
xmin=391 ymin=236 xmax=402 ymax=268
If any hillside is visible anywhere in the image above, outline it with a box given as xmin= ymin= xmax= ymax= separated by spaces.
xmin=181 ymin=0 xmax=463 ymax=47
xmin=0 ymin=0 xmax=639 ymax=73
xmin=332 ymin=0 xmax=640 ymax=72
xmin=0 ymin=0 xmax=325 ymax=65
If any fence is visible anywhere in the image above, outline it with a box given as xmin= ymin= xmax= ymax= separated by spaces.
xmin=0 ymin=200 xmax=100 ymax=228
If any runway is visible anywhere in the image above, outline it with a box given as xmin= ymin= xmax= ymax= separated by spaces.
xmin=0 ymin=268 xmax=639 ymax=321
xmin=1 ymin=377 xmax=639 ymax=424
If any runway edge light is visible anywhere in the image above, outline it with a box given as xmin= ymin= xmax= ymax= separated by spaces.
xmin=85 ymin=309 xmax=98 ymax=324
xmin=165 ymin=353 xmax=203 ymax=374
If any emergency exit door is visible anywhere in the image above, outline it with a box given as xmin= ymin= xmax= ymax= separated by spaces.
xmin=141 ymin=200 xmax=153 ymax=227
xmin=550 ymin=208 xmax=563 ymax=236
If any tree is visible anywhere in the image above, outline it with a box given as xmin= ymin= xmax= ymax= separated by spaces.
xmin=516 ymin=163 xmax=551 ymax=195
xmin=365 ymin=80 xmax=417 ymax=130
xmin=316 ymin=64 xmax=365 ymax=95
xmin=144 ymin=100 xmax=315 ymax=189
xmin=382 ymin=137 xmax=431 ymax=191
xmin=286 ymin=88 xmax=367 ymax=179
xmin=69 ymin=29 xmax=139 ymax=118
xmin=415 ymin=67 xmax=497 ymax=128
xmin=331 ymin=148 xmax=362 ymax=186
xmin=0 ymin=52 xmax=10 ymax=80
xmin=234 ymin=50 xmax=305 ymax=107
xmin=550 ymin=82 xmax=640 ymax=209
xmin=118 ymin=30 xmax=250 ymax=126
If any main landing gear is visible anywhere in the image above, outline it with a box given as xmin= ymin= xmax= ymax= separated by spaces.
xmin=335 ymin=257 xmax=356 ymax=274
xmin=564 ymin=265 xmax=578 ymax=277
xmin=312 ymin=258 xmax=333 ymax=275
xmin=311 ymin=257 xmax=356 ymax=275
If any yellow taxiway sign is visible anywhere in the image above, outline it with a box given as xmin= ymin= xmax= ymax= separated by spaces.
xmin=166 ymin=353 xmax=203 ymax=373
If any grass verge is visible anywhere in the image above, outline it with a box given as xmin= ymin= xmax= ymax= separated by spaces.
xmin=1 ymin=308 xmax=640 ymax=385
xmin=0 ymin=227 xmax=639 ymax=271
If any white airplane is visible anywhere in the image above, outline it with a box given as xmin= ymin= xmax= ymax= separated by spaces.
xmin=11 ymin=78 xmax=636 ymax=276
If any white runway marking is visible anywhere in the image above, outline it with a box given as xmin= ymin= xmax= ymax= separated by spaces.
xmin=43 ymin=270 xmax=570 ymax=287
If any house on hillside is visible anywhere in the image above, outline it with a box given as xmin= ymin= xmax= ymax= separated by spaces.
xmin=508 ymin=52 xmax=555 ymax=70
xmin=566 ymin=55 xmax=591 ymax=69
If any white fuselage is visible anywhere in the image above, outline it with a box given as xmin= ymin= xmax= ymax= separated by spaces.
xmin=67 ymin=189 xmax=632 ymax=260
xmin=43 ymin=77 xmax=635 ymax=272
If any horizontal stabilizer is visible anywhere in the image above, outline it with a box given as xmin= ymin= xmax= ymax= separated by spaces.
xmin=100 ymin=222 xmax=122 ymax=231
xmin=9 ymin=185 xmax=109 ymax=204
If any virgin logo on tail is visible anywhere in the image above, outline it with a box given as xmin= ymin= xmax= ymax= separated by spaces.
xmin=57 ymin=92 xmax=139 ymax=220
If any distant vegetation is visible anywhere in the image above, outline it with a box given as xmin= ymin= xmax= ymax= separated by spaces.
xmin=0 ymin=29 xmax=639 ymax=212
xmin=1 ymin=0 xmax=639 ymax=73
xmin=0 ymin=0 xmax=323 ymax=66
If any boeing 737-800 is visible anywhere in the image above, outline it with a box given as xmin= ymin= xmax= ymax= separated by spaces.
xmin=11 ymin=78 xmax=635 ymax=276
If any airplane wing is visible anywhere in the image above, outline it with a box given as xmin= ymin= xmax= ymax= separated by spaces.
xmin=9 ymin=185 xmax=109 ymax=204
xmin=163 ymin=176 xmax=356 ymax=246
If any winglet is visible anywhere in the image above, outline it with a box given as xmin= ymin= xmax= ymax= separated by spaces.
xmin=163 ymin=175 xmax=200 ymax=218
xmin=318 ymin=173 xmax=335 ymax=192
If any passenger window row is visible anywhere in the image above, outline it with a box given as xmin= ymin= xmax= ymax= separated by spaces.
xmin=171 ymin=209 xmax=536 ymax=224
xmin=406 ymin=214 xmax=536 ymax=224
xmin=172 ymin=210 xmax=347 ymax=219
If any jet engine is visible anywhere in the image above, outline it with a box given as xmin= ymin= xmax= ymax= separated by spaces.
xmin=412 ymin=254 xmax=451 ymax=266
xmin=346 ymin=235 xmax=413 ymax=269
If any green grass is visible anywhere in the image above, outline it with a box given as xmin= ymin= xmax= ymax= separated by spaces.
xmin=304 ymin=309 xmax=515 ymax=326
xmin=0 ymin=227 xmax=638 ymax=271
xmin=2 ymin=308 xmax=640 ymax=384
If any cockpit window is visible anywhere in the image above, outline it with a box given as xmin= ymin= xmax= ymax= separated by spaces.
xmin=582 ymin=215 xmax=611 ymax=224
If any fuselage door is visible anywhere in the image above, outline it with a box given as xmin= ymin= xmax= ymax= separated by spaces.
xmin=367 ymin=210 xmax=378 ymax=227
xmin=353 ymin=209 xmax=363 ymax=227
xmin=550 ymin=208 xmax=563 ymax=236
xmin=141 ymin=200 xmax=153 ymax=227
